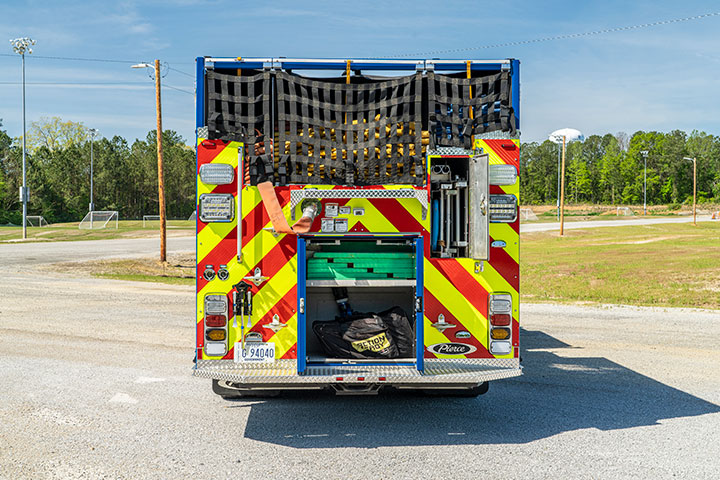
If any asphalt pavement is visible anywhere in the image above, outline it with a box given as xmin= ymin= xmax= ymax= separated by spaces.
xmin=1 ymin=237 xmax=719 ymax=479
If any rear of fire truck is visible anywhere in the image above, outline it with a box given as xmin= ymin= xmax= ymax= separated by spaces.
xmin=193 ymin=57 xmax=521 ymax=397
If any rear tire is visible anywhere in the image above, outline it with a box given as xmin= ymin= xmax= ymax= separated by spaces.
xmin=422 ymin=382 xmax=489 ymax=397
xmin=212 ymin=379 xmax=281 ymax=399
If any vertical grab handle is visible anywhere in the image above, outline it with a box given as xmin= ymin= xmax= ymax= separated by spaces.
xmin=237 ymin=146 xmax=243 ymax=262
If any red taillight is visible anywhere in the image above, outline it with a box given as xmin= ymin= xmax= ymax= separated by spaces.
xmin=205 ymin=314 xmax=226 ymax=327
xmin=490 ymin=313 xmax=511 ymax=326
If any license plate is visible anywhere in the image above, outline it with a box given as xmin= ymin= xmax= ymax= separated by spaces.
xmin=234 ymin=342 xmax=275 ymax=363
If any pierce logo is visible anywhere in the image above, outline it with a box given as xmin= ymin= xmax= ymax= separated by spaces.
xmin=427 ymin=343 xmax=477 ymax=355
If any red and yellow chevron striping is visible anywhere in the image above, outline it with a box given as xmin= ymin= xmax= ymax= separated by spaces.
xmin=196 ymin=136 xmax=520 ymax=362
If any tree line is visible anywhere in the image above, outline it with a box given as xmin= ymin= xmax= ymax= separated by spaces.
xmin=2 ymin=118 xmax=719 ymax=225
xmin=520 ymin=130 xmax=720 ymax=206
xmin=0 ymin=117 xmax=195 ymax=224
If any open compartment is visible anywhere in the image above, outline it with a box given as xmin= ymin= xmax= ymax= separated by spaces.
xmin=299 ymin=236 xmax=421 ymax=366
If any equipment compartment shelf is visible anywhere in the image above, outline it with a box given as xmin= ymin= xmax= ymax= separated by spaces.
xmin=307 ymin=279 xmax=416 ymax=287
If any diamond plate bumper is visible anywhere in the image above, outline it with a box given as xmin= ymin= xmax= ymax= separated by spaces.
xmin=193 ymin=359 xmax=522 ymax=386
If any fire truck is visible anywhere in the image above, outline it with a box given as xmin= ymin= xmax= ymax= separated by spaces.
xmin=192 ymin=57 xmax=521 ymax=397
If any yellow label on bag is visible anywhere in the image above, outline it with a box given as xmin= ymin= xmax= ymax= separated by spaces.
xmin=351 ymin=333 xmax=391 ymax=353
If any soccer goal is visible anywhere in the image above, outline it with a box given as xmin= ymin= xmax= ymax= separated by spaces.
xmin=143 ymin=215 xmax=161 ymax=228
xmin=520 ymin=208 xmax=538 ymax=221
xmin=616 ymin=207 xmax=634 ymax=216
xmin=187 ymin=211 xmax=197 ymax=221
xmin=79 ymin=211 xmax=119 ymax=229
xmin=26 ymin=215 xmax=49 ymax=227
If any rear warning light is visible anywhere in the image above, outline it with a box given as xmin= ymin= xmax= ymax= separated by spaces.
xmin=206 ymin=329 xmax=226 ymax=341
xmin=205 ymin=314 xmax=226 ymax=327
xmin=489 ymin=294 xmax=512 ymax=314
xmin=490 ymin=313 xmax=511 ymax=326
xmin=199 ymin=163 xmax=234 ymax=185
xmin=490 ymin=328 xmax=511 ymax=340
xmin=204 ymin=342 xmax=226 ymax=357
xmin=490 ymin=341 xmax=511 ymax=355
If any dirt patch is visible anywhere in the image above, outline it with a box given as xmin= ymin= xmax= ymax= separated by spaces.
xmin=49 ymin=252 xmax=196 ymax=284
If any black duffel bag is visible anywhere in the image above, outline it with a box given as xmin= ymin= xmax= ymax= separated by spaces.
xmin=312 ymin=307 xmax=414 ymax=359
xmin=377 ymin=306 xmax=415 ymax=358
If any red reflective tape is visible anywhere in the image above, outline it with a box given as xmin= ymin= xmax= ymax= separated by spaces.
xmin=251 ymin=235 xmax=296 ymax=294
xmin=196 ymin=230 xmax=238 ymax=292
xmin=197 ymin=139 xmax=229 ymax=169
xmin=484 ymin=139 xmax=519 ymax=169
xmin=371 ymin=197 xmax=427 ymax=234
xmin=489 ymin=235 xmax=519 ymax=293
xmin=430 ymin=259 xmax=489 ymax=317
xmin=246 ymin=285 xmax=297 ymax=338
xmin=241 ymin=188 xmax=291 ymax=247
xmin=424 ymin=289 xmax=492 ymax=358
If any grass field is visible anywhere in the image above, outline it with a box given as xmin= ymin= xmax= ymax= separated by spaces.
xmin=521 ymin=222 xmax=720 ymax=309
xmin=0 ymin=220 xmax=195 ymax=243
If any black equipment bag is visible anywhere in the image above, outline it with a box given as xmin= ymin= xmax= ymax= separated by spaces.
xmin=377 ymin=307 xmax=414 ymax=358
xmin=312 ymin=307 xmax=414 ymax=359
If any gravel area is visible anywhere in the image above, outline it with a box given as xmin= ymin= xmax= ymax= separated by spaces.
xmin=1 ymin=239 xmax=719 ymax=479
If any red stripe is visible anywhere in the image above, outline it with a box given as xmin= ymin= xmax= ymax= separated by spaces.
xmin=252 ymin=235 xmax=297 ymax=294
xmin=241 ymin=188 xmax=291 ymax=247
xmin=423 ymin=289 xmax=492 ymax=358
xmin=430 ymin=258 xmax=489 ymax=317
xmin=484 ymin=139 xmax=519 ymax=169
xmin=371 ymin=198 xmax=427 ymax=234
xmin=489 ymin=235 xmax=520 ymax=292
xmin=512 ymin=318 xmax=520 ymax=357
xmin=248 ymin=285 xmax=297 ymax=338
xmin=197 ymin=139 xmax=229 ymax=169
xmin=196 ymin=228 xmax=238 ymax=292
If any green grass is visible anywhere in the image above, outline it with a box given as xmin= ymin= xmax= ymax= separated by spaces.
xmin=0 ymin=220 xmax=194 ymax=243
xmin=521 ymin=222 xmax=720 ymax=309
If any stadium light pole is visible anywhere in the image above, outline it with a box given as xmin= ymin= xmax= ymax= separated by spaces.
xmin=132 ymin=60 xmax=167 ymax=262
xmin=10 ymin=37 xmax=35 ymax=240
xmin=683 ymin=157 xmax=697 ymax=226
xmin=640 ymin=150 xmax=648 ymax=216
xmin=88 ymin=128 xmax=99 ymax=228
xmin=549 ymin=128 xmax=584 ymax=236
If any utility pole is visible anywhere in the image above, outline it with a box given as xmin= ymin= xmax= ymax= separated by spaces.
xmin=640 ymin=150 xmax=648 ymax=215
xmin=88 ymin=128 xmax=99 ymax=228
xmin=132 ymin=60 xmax=167 ymax=262
xmin=684 ymin=157 xmax=697 ymax=226
xmin=559 ymin=135 xmax=567 ymax=236
xmin=10 ymin=37 xmax=35 ymax=240
xmin=154 ymin=59 xmax=167 ymax=262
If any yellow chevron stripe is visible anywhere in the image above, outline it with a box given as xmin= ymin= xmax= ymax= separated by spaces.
xmin=424 ymin=260 xmax=490 ymax=351
xmin=489 ymin=223 xmax=519 ymax=264
xmin=423 ymin=315 xmax=463 ymax=358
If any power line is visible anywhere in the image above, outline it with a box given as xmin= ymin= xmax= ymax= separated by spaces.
xmin=384 ymin=11 xmax=720 ymax=58
xmin=0 ymin=53 xmax=139 ymax=63
xmin=0 ymin=81 xmax=194 ymax=94
xmin=167 ymin=66 xmax=194 ymax=78
xmin=162 ymin=84 xmax=194 ymax=95
xmin=0 ymin=53 xmax=194 ymax=79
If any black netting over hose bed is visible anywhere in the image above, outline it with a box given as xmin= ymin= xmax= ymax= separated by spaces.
xmin=276 ymin=71 xmax=425 ymax=186
xmin=203 ymin=68 xmax=517 ymax=186
xmin=427 ymin=71 xmax=516 ymax=149
xmin=206 ymin=71 xmax=273 ymax=181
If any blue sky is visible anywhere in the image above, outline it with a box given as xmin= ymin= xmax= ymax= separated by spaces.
xmin=1 ymin=0 xmax=719 ymax=145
